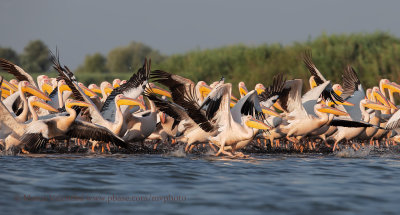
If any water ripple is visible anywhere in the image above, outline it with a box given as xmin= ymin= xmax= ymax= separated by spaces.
xmin=1 ymin=153 xmax=400 ymax=214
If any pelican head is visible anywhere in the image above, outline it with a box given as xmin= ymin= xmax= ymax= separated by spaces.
xmin=115 ymin=94 xmax=145 ymax=110
xmin=238 ymin=82 xmax=248 ymax=97
xmin=1 ymin=79 xmax=18 ymax=93
xmin=100 ymin=81 xmax=113 ymax=95
xmin=381 ymin=79 xmax=400 ymax=93
xmin=372 ymin=87 xmax=390 ymax=108
xmin=88 ymin=84 xmax=102 ymax=94
xmin=261 ymin=106 xmax=280 ymax=117
xmin=255 ymin=83 xmax=266 ymax=95
xmin=244 ymin=116 xmax=271 ymax=130
xmin=197 ymin=81 xmax=212 ymax=98
xmin=113 ymin=79 xmax=121 ymax=88
xmin=65 ymin=99 xmax=91 ymax=108
xmin=78 ymin=82 xmax=97 ymax=97
xmin=360 ymin=99 xmax=390 ymax=111
xmin=309 ymin=76 xmax=318 ymax=89
xmin=20 ymin=81 xmax=51 ymax=101
xmin=148 ymin=83 xmax=172 ymax=98
xmin=28 ymin=96 xmax=59 ymax=112
xmin=332 ymin=84 xmax=343 ymax=96
xmin=41 ymin=78 xmax=53 ymax=95
xmin=316 ymin=103 xmax=348 ymax=116
xmin=58 ymin=79 xmax=72 ymax=94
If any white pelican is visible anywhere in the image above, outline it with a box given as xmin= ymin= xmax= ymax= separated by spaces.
xmin=100 ymin=59 xmax=151 ymax=123
xmin=277 ymin=79 xmax=348 ymax=142
xmin=3 ymin=81 xmax=50 ymax=122
xmin=303 ymin=51 xmax=348 ymax=104
xmin=19 ymin=99 xmax=131 ymax=153
xmin=330 ymin=66 xmax=389 ymax=150
xmin=202 ymin=83 xmax=272 ymax=157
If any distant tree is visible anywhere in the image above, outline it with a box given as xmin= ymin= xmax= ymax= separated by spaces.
xmin=75 ymin=53 xmax=108 ymax=74
xmin=106 ymin=41 xmax=165 ymax=73
xmin=20 ymin=40 xmax=51 ymax=73
xmin=0 ymin=46 xmax=20 ymax=64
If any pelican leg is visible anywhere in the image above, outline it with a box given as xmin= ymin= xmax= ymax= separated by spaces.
xmin=106 ymin=143 xmax=111 ymax=152
xmin=216 ymin=141 xmax=234 ymax=157
xmin=208 ymin=143 xmax=217 ymax=152
xmin=189 ymin=144 xmax=196 ymax=152
xmin=153 ymin=143 xmax=158 ymax=150
xmin=21 ymin=148 xmax=30 ymax=154
xmin=333 ymin=140 xmax=340 ymax=151
xmin=91 ymin=143 xmax=96 ymax=152
xmin=286 ymin=136 xmax=298 ymax=143
xmin=256 ymin=138 xmax=261 ymax=147
xmin=216 ymin=149 xmax=234 ymax=157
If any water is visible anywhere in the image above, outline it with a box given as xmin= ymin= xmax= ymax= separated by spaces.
xmin=1 ymin=148 xmax=400 ymax=214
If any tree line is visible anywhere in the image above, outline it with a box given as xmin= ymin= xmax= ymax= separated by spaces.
xmin=1 ymin=31 xmax=400 ymax=95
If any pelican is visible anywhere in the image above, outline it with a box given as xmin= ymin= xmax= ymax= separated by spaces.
xmin=3 ymin=81 xmax=50 ymax=122
xmin=203 ymin=83 xmax=273 ymax=157
xmin=18 ymin=98 xmax=131 ymax=153
xmin=113 ymin=79 xmax=121 ymax=88
xmin=330 ymin=66 xmax=389 ymax=150
xmin=277 ymin=80 xmax=348 ymax=142
xmin=89 ymin=83 xmax=102 ymax=94
xmin=303 ymin=51 xmax=348 ymax=104
xmin=0 ymin=76 xmax=59 ymax=152
xmin=100 ymin=58 xmax=150 ymax=123
xmin=216 ymin=75 xmax=286 ymax=155
xmin=100 ymin=81 xmax=113 ymax=102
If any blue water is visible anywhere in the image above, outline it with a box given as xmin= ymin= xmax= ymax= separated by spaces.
xmin=1 ymin=148 xmax=400 ymax=214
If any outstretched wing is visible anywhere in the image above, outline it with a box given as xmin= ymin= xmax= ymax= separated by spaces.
xmin=302 ymin=51 xmax=345 ymax=104
xmin=0 ymin=58 xmax=38 ymax=87
xmin=67 ymin=120 xmax=132 ymax=150
xmin=258 ymin=74 xmax=286 ymax=108
xmin=302 ymin=50 xmax=326 ymax=85
xmin=101 ymin=59 xmax=150 ymax=122
xmin=231 ymin=90 xmax=264 ymax=123
xmin=341 ymin=66 xmax=365 ymax=121
xmin=144 ymin=89 xmax=187 ymax=129
xmin=150 ymin=70 xmax=195 ymax=107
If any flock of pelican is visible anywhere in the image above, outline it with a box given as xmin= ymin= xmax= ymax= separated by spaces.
xmin=1 ymin=51 xmax=400 ymax=157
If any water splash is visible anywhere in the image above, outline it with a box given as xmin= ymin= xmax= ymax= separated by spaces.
xmin=335 ymin=146 xmax=372 ymax=158
xmin=167 ymin=145 xmax=187 ymax=157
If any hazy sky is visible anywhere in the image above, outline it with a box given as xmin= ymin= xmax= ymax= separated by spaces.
xmin=1 ymin=0 xmax=399 ymax=69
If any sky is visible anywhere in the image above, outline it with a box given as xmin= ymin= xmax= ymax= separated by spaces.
xmin=1 ymin=0 xmax=400 ymax=69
